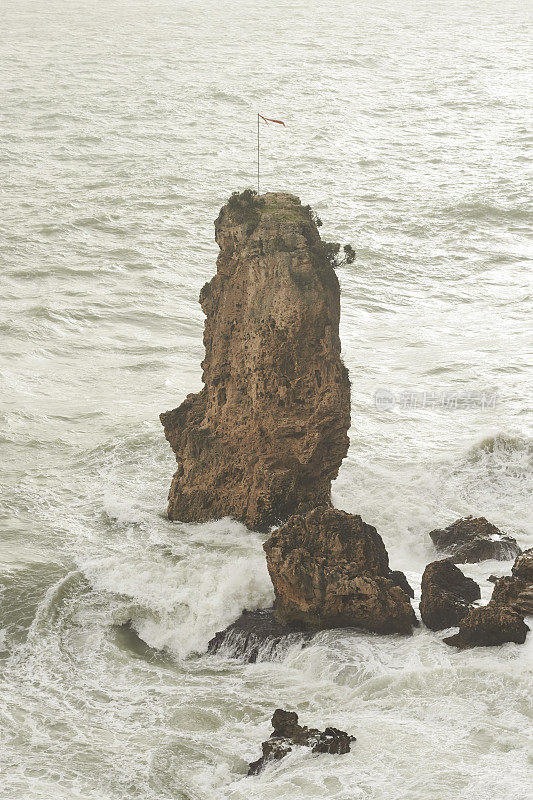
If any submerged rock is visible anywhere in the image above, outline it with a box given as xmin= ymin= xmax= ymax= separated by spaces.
xmin=429 ymin=516 xmax=521 ymax=564
xmin=248 ymin=709 xmax=355 ymax=776
xmin=443 ymin=605 xmax=529 ymax=649
xmin=263 ymin=506 xmax=417 ymax=634
xmin=207 ymin=608 xmax=313 ymax=663
xmin=419 ymin=559 xmax=480 ymax=631
xmin=160 ymin=191 xmax=351 ymax=531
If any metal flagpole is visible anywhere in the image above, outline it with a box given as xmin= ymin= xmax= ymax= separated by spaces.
xmin=257 ymin=113 xmax=260 ymax=194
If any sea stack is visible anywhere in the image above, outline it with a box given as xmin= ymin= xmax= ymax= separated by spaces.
xmin=160 ymin=190 xmax=351 ymax=531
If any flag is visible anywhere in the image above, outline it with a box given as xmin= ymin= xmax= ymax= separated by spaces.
xmin=258 ymin=114 xmax=286 ymax=126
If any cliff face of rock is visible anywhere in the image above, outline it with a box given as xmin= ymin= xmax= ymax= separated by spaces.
xmin=263 ymin=506 xmax=417 ymax=634
xmin=160 ymin=191 xmax=351 ymax=531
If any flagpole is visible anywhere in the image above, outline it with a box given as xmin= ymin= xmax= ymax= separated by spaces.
xmin=256 ymin=114 xmax=284 ymax=194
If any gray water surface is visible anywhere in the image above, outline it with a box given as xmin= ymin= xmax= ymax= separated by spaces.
xmin=1 ymin=1 xmax=532 ymax=798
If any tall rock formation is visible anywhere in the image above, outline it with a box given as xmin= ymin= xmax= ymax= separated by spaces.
xmin=160 ymin=191 xmax=351 ymax=530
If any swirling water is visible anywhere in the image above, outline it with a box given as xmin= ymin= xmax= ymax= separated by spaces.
xmin=1 ymin=0 xmax=532 ymax=797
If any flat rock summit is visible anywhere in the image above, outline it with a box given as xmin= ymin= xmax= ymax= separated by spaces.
xmin=160 ymin=190 xmax=351 ymax=530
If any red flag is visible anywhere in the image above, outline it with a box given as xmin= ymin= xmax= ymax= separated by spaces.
xmin=258 ymin=114 xmax=286 ymax=126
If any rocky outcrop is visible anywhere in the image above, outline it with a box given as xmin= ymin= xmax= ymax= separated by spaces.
xmin=160 ymin=191 xmax=351 ymax=531
xmin=489 ymin=576 xmax=529 ymax=607
xmin=263 ymin=506 xmax=417 ymax=634
xmin=207 ymin=608 xmax=313 ymax=663
xmin=429 ymin=516 xmax=521 ymax=564
xmin=489 ymin=548 xmax=533 ymax=615
xmin=443 ymin=605 xmax=529 ymax=648
xmin=248 ymin=709 xmax=355 ymax=775
xmin=514 ymin=589 xmax=533 ymax=615
xmin=419 ymin=560 xmax=480 ymax=631
xmin=512 ymin=547 xmax=533 ymax=582
xmin=389 ymin=570 xmax=415 ymax=598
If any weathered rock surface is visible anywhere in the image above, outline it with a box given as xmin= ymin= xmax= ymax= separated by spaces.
xmin=489 ymin=548 xmax=533 ymax=615
xmin=207 ymin=608 xmax=313 ymax=663
xmin=389 ymin=569 xmax=415 ymax=598
xmin=511 ymin=547 xmax=533 ymax=582
xmin=248 ymin=709 xmax=355 ymax=776
xmin=429 ymin=516 xmax=521 ymax=564
xmin=514 ymin=589 xmax=533 ymax=615
xmin=443 ymin=605 xmax=529 ymax=648
xmin=419 ymin=559 xmax=480 ymax=631
xmin=489 ymin=575 xmax=529 ymax=607
xmin=160 ymin=191 xmax=351 ymax=531
xmin=263 ymin=506 xmax=417 ymax=634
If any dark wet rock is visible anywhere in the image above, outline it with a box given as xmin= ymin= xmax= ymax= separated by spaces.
xmin=419 ymin=559 xmax=481 ymax=631
xmin=511 ymin=547 xmax=533 ymax=582
xmin=429 ymin=516 xmax=521 ymax=564
xmin=514 ymin=589 xmax=533 ymax=615
xmin=207 ymin=608 xmax=313 ymax=663
xmin=160 ymin=191 xmax=351 ymax=531
xmin=263 ymin=506 xmax=417 ymax=634
xmin=487 ymin=574 xmax=499 ymax=583
xmin=248 ymin=709 xmax=355 ymax=775
xmin=248 ymin=737 xmax=293 ymax=775
xmin=489 ymin=575 xmax=529 ymax=608
xmin=489 ymin=548 xmax=533 ymax=615
xmin=388 ymin=569 xmax=415 ymax=598
xmin=443 ymin=605 xmax=529 ymax=648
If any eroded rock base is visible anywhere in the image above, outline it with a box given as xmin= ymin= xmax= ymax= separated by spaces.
xmin=207 ymin=609 xmax=313 ymax=663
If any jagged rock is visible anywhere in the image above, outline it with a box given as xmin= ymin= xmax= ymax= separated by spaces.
xmin=429 ymin=516 xmax=521 ymax=564
xmin=207 ymin=608 xmax=313 ymax=663
xmin=419 ymin=560 xmax=480 ymax=631
xmin=489 ymin=575 xmax=529 ymax=608
xmin=514 ymin=590 xmax=533 ymax=615
xmin=248 ymin=709 xmax=355 ymax=775
xmin=389 ymin=569 xmax=415 ymax=598
xmin=160 ymin=191 xmax=351 ymax=531
xmin=263 ymin=506 xmax=416 ymax=634
xmin=512 ymin=547 xmax=533 ymax=582
xmin=443 ymin=605 xmax=529 ymax=648
xmin=489 ymin=548 xmax=533 ymax=615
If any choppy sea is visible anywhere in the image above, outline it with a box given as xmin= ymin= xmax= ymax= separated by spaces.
xmin=1 ymin=1 xmax=532 ymax=797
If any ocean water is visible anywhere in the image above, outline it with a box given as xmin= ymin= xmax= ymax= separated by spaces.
xmin=1 ymin=0 xmax=532 ymax=797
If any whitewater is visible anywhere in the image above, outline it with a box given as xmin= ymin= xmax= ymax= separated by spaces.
xmin=1 ymin=0 xmax=532 ymax=798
